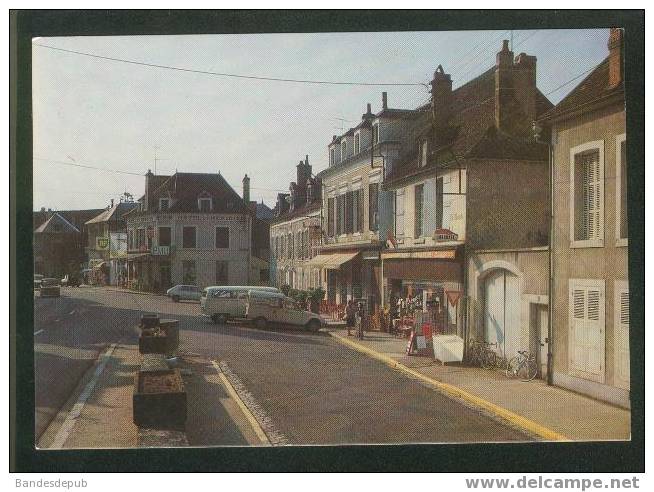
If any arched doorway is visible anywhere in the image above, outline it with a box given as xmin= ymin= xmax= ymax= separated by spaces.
xmin=483 ymin=269 xmax=520 ymax=358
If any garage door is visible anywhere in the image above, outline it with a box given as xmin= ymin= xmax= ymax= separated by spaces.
xmin=484 ymin=269 xmax=520 ymax=358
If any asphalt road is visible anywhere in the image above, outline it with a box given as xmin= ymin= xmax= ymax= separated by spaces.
xmin=34 ymin=287 xmax=532 ymax=444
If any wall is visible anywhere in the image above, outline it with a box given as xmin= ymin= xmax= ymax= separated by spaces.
xmin=466 ymin=159 xmax=549 ymax=250
xmin=550 ymin=103 xmax=628 ymax=404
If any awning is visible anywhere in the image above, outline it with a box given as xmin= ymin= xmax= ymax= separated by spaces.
xmin=127 ymin=253 xmax=150 ymax=261
xmin=306 ymin=251 xmax=359 ymax=269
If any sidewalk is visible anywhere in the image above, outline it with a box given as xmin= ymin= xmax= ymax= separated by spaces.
xmin=327 ymin=329 xmax=630 ymax=441
xmin=38 ymin=342 xmax=264 ymax=449
xmin=78 ymin=284 xmax=166 ymax=297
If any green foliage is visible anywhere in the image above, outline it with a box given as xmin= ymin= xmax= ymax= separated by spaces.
xmin=280 ymin=284 xmax=291 ymax=296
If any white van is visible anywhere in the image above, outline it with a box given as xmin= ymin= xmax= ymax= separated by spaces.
xmin=245 ymin=290 xmax=324 ymax=332
xmin=201 ymin=285 xmax=280 ymax=324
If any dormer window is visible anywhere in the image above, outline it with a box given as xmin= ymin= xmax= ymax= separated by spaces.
xmin=198 ymin=197 xmax=212 ymax=212
xmin=341 ymin=140 xmax=347 ymax=159
xmin=159 ymin=198 xmax=170 ymax=211
xmin=419 ymin=140 xmax=428 ymax=167
xmin=330 ymin=147 xmax=336 ymax=166
xmin=372 ymin=123 xmax=380 ymax=145
xmin=354 ymin=133 xmax=360 ymax=154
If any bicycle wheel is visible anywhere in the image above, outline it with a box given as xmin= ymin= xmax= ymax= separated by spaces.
xmin=506 ymin=356 xmax=520 ymax=378
xmin=481 ymin=350 xmax=497 ymax=369
xmin=523 ymin=357 xmax=538 ymax=381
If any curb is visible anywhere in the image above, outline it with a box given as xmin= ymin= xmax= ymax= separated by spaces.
xmin=327 ymin=331 xmax=571 ymax=442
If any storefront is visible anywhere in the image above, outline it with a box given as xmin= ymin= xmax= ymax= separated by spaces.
xmin=382 ymin=247 xmax=463 ymax=336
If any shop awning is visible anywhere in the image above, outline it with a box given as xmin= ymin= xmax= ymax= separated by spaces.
xmin=127 ymin=253 xmax=150 ymax=261
xmin=306 ymin=251 xmax=359 ymax=269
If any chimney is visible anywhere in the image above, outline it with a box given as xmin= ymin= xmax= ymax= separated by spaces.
xmin=608 ymin=28 xmax=624 ymax=88
xmin=382 ymin=92 xmax=388 ymax=110
xmin=144 ymin=169 xmax=154 ymax=212
xmin=513 ymin=52 xmax=538 ymax=130
xmin=430 ymin=64 xmax=453 ymax=131
xmin=276 ymin=193 xmax=290 ymax=216
xmin=242 ymin=174 xmax=250 ymax=203
xmin=494 ymin=39 xmax=515 ymax=131
xmin=110 ymin=198 xmax=114 ymax=208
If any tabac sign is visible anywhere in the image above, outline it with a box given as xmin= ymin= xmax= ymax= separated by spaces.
xmin=96 ymin=236 xmax=109 ymax=251
xmin=151 ymin=246 xmax=170 ymax=256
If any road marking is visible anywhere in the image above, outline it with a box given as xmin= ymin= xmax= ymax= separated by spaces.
xmin=327 ymin=331 xmax=571 ymax=442
xmin=210 ymin=360 xmax=273 ymax=446
xmin=50 ymin=343 xmax=117 ymax=449
xmin=34 ymin=329 xmax=44 ymax=336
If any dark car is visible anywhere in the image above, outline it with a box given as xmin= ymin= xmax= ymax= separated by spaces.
xmin=40 ymin=278 xmax=61 ymax=297
xmin=61 ymin=273 xmax=81 ymax=287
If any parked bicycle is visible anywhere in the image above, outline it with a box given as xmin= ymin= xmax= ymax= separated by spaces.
xmin=506 ymin=350 xmax=538 ymax=381
xmin=467 ymin=338 xmax=498 ymax=369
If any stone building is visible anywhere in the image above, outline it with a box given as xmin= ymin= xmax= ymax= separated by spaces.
xmin=539 ymin=29 xmax=628 ymax=407
xmin=33 ymin=212 xmax=83 ymax=278
xmin=124 ymin=170 xmax=269 ymax=291
xmin=269 ymin=156 xmax=322 ymax=290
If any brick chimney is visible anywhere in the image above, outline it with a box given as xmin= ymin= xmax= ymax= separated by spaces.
xmin=513 ymin=52 xmax=538 ymax=128
xmin=382 ymin=92 xmax=388 ymax=110
xmin=608 ymin=28 xmax=624 ymax=88
xmin=144 ymin=169 xmax=153 ymax=212
xmin=242 ymin=174 xmax=250 ymax=203
xmin=362 ymin=102 xmax=373 ymax=120
xmin=494 ymin=40 xmax=514 ymax=131
xmin=431 ymin=64 xmax=453 ymax=131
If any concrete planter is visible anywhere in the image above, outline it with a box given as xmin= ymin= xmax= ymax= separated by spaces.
xmin=138 ymin=329 xmax=170 ymax=354
xmin=132 ymin=369 xmax=187 ymax=429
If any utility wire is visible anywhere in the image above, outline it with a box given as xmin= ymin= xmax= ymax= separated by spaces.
xmin=544 ymin=66 xmax=596 ymax=96
xmin=34 ymin=43 xmax=425 ymax=87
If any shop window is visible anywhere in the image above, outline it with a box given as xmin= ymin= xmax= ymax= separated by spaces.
xmin=570 ymin=141 xmax=604 ymax=247
xmin=182 ymin=260 xmax=197 ymax=284
xmin=182 ymin=226 xmax=197 ymax=248
xmin=158 ymin=226 xmax=171 ymax=247
xmin=215 ymin=226 xmax=229 ymax=249
xmin=215 ymin=260 xmax=228 ymax=284
xmin=369 ymin=183 xmax=379 ymax=232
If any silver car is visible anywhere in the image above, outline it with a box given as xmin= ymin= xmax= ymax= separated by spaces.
xmin=166 ymin=284 xmax=202 ymax=302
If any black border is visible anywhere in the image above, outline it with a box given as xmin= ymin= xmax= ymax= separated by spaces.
xmin=11 ymin=9 xmax=645 ymax=473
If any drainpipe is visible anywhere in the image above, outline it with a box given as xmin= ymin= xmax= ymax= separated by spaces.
xmin=547 ymin=137 xmax=554 ymax=386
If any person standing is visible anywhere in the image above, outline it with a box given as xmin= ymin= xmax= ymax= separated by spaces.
xmin=345 ymin=300 xmax=356 ymax=336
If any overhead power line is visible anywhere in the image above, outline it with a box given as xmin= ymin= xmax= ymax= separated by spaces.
xmin=544 ymin=66 xmax=596 ymax=96
xmin=34 ymin=43 xmax=425 ymax=87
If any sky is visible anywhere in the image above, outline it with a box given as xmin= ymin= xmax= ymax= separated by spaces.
xmin=32 ymin=28 xmax=610 ymax=211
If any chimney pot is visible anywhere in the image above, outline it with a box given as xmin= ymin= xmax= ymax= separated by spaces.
xmin=382 ymin=92 xmax=388 ymax=109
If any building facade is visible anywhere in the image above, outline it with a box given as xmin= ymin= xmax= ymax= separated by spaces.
xmin=540 ymin=29 xmax=628 ymax=407
xmin=269 ymin=156 xmax=322 ymax=291
xmin=125 ymin=171 xmax=265 ymax=291
xmin=33 ymin=212 xmax=83 ymax=278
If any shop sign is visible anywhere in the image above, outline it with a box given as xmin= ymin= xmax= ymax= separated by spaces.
xmin=109 ymin=233 xmax=127 ymax=259
xmin=433 ymin=228 xmax=459 ymax=241
xmin=381 ymin=249 xmax=456 ymax=260
xmin=151 ymin=245 xmax=170 ymax=256
xmin=96 ymin=236 xmax=109 ymax=250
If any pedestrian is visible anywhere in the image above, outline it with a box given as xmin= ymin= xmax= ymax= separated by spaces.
xmin=345 ymin=299 xmax=356 ymax=336
xmin=356 ymin=302 xmax=365 ymax=340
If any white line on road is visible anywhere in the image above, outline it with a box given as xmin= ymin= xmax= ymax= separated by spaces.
xmin=33 ymin=329 xmax=44 ymax=336
xmin=50 ymin=343 xmax=117 ymax=449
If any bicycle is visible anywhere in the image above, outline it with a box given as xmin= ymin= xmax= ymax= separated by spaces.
xmin=506 ymin=350 xmax=538 ymax=381
xmin=467 ymin=338 xmax=498 ymax=369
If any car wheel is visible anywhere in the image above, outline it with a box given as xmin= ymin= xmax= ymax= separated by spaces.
xmin=255 ymin=317 xmax=267 ymax=330
xmin=172 ymin=295 xmax=180 ymax=302
xmin=306 ymin=319 xmax=321 ymax=333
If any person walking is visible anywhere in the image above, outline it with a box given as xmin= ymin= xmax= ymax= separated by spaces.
xmin=345 ymin=300 xmax=356 ymax=336
xmin=356 ymin=302 xmax=365 ymax=340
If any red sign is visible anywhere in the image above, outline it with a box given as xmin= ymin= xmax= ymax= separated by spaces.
xmin=446 ymin=291 xmax=463 ymax=306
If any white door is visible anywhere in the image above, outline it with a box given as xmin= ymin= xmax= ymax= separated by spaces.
xmin=569 ymin=280 xmax=605 ymax=383
xmin=484 ymin=269 xmax=520 ymax=358
xmin=614 ymin=281 xmax=630 ymax=390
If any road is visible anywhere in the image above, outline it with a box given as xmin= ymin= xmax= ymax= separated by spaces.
xmin=34 ymin=287 xmax=533 ymax=444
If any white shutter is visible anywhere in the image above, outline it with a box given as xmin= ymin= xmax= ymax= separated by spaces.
xmin=614 ymin=282 xmax=630 ymax=390
xmin=569 ymin=280 xmax=605 ymax=382
xmin=581 ymin=150 xmax=602 ymax=240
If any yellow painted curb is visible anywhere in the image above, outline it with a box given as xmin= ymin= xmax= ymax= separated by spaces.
xmin=211 ymin=360 xmax=271 ymax=446
xmin=328 ymin=331 xmax=571 ymax=442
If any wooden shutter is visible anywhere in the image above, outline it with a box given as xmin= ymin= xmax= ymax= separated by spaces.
xmin=581 ymin=150 xmax=602 ymax=240
xmin=569 ymin=281 xmax=605 ymax=382
xmin=358 ymin=189 xmax=364 ymax=232
xmin=614 ymin=282 xmax=630 ymax=389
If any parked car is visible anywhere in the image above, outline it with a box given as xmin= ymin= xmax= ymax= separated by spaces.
xmin=201 ymin=285 xmax=280 ymax=324
xmin=245 ymin=290 xmax=324 ymax=332
xmin=40 ymin=278 xmax=61 ymax=298
xmin=61 ymin=273 xmax=80 ymax=287
xmin=166 ymin=284 xmax=202 ymax=302
xmin=34 ymin=274 xmax=44 ymax=290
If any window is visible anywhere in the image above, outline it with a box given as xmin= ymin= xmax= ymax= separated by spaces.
xmin=215 ymin=227 xmax=229 ymax=249
xmin=296 ymin=231 xmax=302 ymax=259
xmin=395 ymin=189 xmax=405 ymax=237
xmin=372 ymin=123 xmax=379 ymax=145
xmin=136 ymin=228 xmax=146 ymax=250
xmin=182 ymin=226 xmax=197 ymax=248
xmin=420 ymin=140 xmax=428 ymax=167
xmin=369 ymin=183 xmax=379 ymax=232
xmin=616 ymin=134 xmax=627 ymax=243
xmin=182 ymin=260 xmax=196 ymax=284
xmin=435 ymin=177 xmax=444 ymax=230
xmin=288 ymin=233 xmax=293 ymax=259
xmin=303 ymin=230 xmax=309 ymax=258
xmin=570 ymin=141 xmax=604 ymax=246
xmin=346 ymin=191 xmax=354 ymax=233
xmin=414 ymin=184 xmax=424 ymax=238
xmin=337 ymin=195 xmax=345 ymax=235
xmin=330 ymin=147 xmax=336 ymax=166
xmin=198 ymin=197 xmax=212 ymax=212
xmin=356 ymin=189 xmax=364 ymax=233
xmin=341 ymin=140 xmax=347 ymax=159
xmin=354 ymin=133 xmax=360 ymax=154
xmin=327 ymin=197 xmax=335 ymax=237
xmin=158 ymin=226 xmax=171 ymax=247
xmin=568 ymin=279 xmax=605 ymax=382
xmin=159 ymin=198 xmax=169 ymax=211
xmin=215 ymin=261 xmax=229 ymax=284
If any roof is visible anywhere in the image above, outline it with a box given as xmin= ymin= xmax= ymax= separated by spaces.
xmin=384 ymin=65 xmax=553 ymax=187
xmin=85 ymin=202 xmax=139 ymax=224
xmin=271 ymin=199 xmax=321 ymax=225
xmin=34 ymin=212 xmax=80 ymax=234
xmin=255 ymin=202 xmax=274 ymax=221
xmin=539 ymin=56 xmax=624 ymax=122
xmin=134 ymin=172 xmax=251 ymax=215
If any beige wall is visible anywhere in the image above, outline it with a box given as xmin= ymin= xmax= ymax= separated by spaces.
xmin=551 ymin=103 xmax=628 ymax=404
